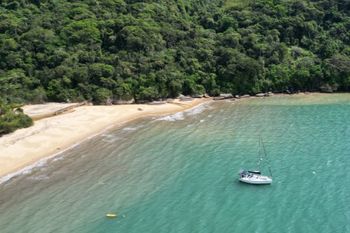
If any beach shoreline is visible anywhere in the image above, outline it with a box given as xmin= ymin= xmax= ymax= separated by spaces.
xmin=0 ymin=98 xmax=212 ymax=182
xmin=1 ymin=92 xmax=347 ymax=184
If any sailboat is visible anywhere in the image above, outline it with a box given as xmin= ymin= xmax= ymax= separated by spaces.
xmin=239 ymin=137 xmax=273 ymax=185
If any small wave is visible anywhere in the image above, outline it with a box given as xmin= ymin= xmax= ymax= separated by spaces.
xmin=123 ymin=127 xmax=138 ymax=131
xmin=157 ymin=112 xmax=185 ymax=121
xmin=0 ymin=120 xmax=133 ymax=185
xmin=157 ymin=102 xmax=211 ymax=122
xmin=27 ymin=174 xmax=50 ymax=181
xmin=123 ymin=124 xmax=144 ymax=131
xmin=0 ymin=141 xmax=83 ymax=185
xmin=52 ymin=156 xmax=64 ymax=162
xmin=0 ymin=159 xmax=49 ymax=184
xmin=184 ymin=104 xmax=208 ymax=116
xmin=101 ymin=133 xmax=121 ymax=143
xmin=102 ymin=137 xmax=120 ymax=143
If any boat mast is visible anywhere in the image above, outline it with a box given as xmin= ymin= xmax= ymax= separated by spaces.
xmin=257 ymin=137 xmax=262 ymax=172
xmin=261 ymin=137 xmax=273 ymax=177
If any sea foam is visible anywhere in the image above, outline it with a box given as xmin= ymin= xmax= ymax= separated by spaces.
xmin=157 ymin=112 xmax=185 ymax=121
xmin=0 ymin=141 xmax=87 ymax=185
xmin=185 ymin=104 xmax=208 ymax=116
xmin=157 ymin=102 xmax=210 ymax=122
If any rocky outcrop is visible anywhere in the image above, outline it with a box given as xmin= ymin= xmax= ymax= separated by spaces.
xmin=256 ymin=93 xmax=265 ymax=97
xmin=192 ymin=94 xmax=204 ymax=98
xmin=213 ymin=93 xmax=234 ymax=100
xmin=320 ymin=84 xmax=338 ymax=93
xmin=241 ymin=94 xmax=251 ymax=98
xmin=213 ymin=96 xmax=225 ymax=100
xmin=113 ymin=99 xmax=135 ymax=105
xmin=179 ymin=95 xmax=193 ymax=101
xmin=220 ymin=93 xmax=233 ymax=99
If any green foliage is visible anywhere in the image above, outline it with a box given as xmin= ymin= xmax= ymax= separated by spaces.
xmin=61 ymin=20 xmax=101 ymax=45
xmin=93 ymin=88 xmax=113 ymax=104
xmin=224 ymin=0 xmax=252 ymax=9
xmin=0 ymin=102 xmax=33 ymax=136
xmin=0 ymin=0 xmax=350 ymax=107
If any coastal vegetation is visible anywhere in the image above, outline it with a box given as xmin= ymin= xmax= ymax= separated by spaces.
xmin=0 ymin=102 xmax=33 ymax=136
xmin=0 ymin=0 xmax=350 ymax=133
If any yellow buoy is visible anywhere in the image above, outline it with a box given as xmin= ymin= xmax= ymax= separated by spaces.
xmin=106 ymin=213 xmax=117 ymax=218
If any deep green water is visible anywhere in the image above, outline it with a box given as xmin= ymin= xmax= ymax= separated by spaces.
xmin=1 ymin=94 xmax=350 ymax=233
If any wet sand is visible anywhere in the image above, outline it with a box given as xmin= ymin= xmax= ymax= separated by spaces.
xmin=0 ymin=98 xmax=211 ymax=179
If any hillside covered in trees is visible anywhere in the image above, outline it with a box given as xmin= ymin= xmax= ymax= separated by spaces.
xmin=1 ymin=0 xmax=350 ymax=106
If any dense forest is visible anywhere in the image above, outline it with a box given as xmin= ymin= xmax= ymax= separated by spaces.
xmin=1 ymin=0 xmax=350 ymax=132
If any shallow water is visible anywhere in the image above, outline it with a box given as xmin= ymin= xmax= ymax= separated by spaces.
xmin=1 ymin=94 xmax=350 ymax=233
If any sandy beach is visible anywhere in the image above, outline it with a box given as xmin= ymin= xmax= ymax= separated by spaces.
xmin=0 ymin=98 xmax=211 ymax=180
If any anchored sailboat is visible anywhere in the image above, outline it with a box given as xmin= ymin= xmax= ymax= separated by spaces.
xmin=239 ymin=137 xmax=273 ymax=185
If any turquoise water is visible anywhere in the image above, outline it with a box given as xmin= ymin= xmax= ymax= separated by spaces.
xmin=1 ymin=94 xmax=350 ymax=233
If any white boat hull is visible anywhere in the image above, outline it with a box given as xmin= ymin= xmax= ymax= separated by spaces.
xmin=239 ymin=175 xmax=272 ymax=185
